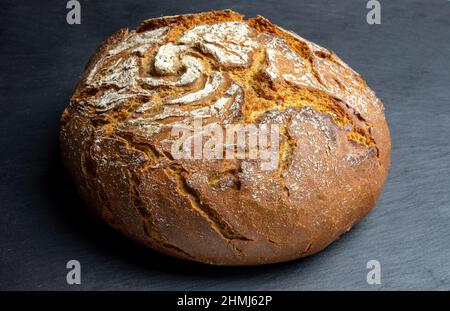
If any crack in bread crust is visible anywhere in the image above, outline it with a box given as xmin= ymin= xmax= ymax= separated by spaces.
xmin=111 ymin=130 xmax=251 ymax=258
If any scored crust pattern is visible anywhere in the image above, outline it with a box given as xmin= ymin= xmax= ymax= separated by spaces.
xmin=60 ymin=10 xmax=390 ymax=265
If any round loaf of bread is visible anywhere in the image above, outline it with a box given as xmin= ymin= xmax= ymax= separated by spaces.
xmin=60 ymin=10 xmax=390 ymax=265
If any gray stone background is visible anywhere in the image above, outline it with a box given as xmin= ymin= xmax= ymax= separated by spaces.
xmin=0 ymin=0 xmax=449 ymax=290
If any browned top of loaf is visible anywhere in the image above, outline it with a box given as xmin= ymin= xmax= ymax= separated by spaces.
xmin=65 ymin=9 xmax=387 ymax=156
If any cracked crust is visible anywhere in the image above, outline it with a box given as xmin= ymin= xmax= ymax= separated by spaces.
xmin=60 ymin=10 xmax=390 ymax=265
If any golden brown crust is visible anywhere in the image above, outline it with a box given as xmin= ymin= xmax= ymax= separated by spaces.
xmin=60 ymin=10 xmax=390 ymax=265
xmin=136 ymin=9 xmax=243 ymax=33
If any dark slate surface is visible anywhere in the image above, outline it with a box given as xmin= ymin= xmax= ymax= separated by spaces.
xmin=1 ymin=0 xmax=449 ymax=291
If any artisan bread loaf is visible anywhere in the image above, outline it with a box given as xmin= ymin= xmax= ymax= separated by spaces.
xmin=60 ymin=10 xmax=390 ymax=265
